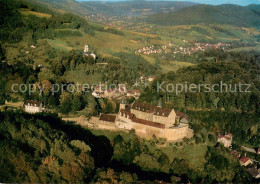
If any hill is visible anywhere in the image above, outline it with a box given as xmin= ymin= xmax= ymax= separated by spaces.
xmin=30 ymin=0 xmax=89 ymax=16
xmin=32 ymin=0 xmax=197 ymax=17
xmin=79 ymin=1 xmax=197 ymax=17
xmin=145 ymin=4 xmax=260 ymax=28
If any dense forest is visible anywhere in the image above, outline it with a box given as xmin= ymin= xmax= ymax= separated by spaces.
xmin=145 ymin=4 xmax=260 ymax=27
xmin=0 ymin=111 xmax=257 ymax=183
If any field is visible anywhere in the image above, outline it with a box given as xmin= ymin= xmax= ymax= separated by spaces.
xmin=45 ymin=39 xmax=73 ymax=51
xmin=20 ymin=8 xmax=52 ymax=18
xmin=63 ymin=70 xmax=102 ymax=84
xmin=143 ymin=55 xmax=196 ymax=73
xmin=229 ymin=46 xmax=260 ymax=52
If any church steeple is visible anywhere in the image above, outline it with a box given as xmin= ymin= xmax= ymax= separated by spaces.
xmin=84 ymin=44 xmax=89 ymax=53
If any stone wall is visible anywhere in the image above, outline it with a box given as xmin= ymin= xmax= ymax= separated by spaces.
xmin=116 ymin=116 xmax=193 ymax=142
xmin=131 ymin=122 xmax=193 ymax=142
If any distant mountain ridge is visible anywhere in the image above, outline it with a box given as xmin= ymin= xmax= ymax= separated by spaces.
xmin=32 ymin=0 xmax=197 ymax=17
xmin=33 ymin=0 xmax=89 ymax=16
xmin=79 ymin=1 xmax=197 ymax=17
xmin=144 ymin=4 xmax=260 ymax=28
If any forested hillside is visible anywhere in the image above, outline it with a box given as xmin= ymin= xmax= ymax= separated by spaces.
xmin=1 ymin=111 xmax=257 ymax=183
xmin=80 ymin=1 xmax=197 ymax=17
xmin=145 ymin=4 xmax=260 ymax=27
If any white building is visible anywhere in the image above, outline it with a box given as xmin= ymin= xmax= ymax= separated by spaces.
xmin=127 ymin=89 xmax=140 ymax=99
xmin=84 ymin=44 xmax=96 ymax=60
xmin=24 ymin=100 xmax=43 ymax=114
xmin=217 ymin=133 xmax=232 ymax=147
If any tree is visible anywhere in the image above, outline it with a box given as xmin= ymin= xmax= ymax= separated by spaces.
xmin=71 ymin=95 xmax=82 ymax=112
xmin=60 ymin=92 xmax=72 ymax=114
xmin=0 ymin=44 xmax=6 ymax=61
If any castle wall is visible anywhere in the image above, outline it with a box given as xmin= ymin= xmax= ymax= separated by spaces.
xmin=130 ymin=122 xmax=193 ymax=141
xmin=116 ymin=116 xmax=193 ymax=142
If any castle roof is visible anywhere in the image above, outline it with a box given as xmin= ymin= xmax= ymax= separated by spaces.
xmin=99 ymin=114 xmax=116 ymax=123
xmin=132 ymin=117 xmax=165 ymax=129
xmin=132 ymin=102 xmax=172 ymax=117
xmin=176 ymin=111 xmax=189 ymax=120
xmin=120 ymin=109 xmax=135 ymax=119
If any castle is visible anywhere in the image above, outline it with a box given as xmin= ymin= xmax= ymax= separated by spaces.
xmin=111 ymin=100 xmax=193 ymax=141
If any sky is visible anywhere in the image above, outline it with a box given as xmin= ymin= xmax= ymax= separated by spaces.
xmin=76 ymin=0 xmax=260 ymax=6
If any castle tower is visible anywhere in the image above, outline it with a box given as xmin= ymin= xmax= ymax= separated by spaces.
xmin=157 ymin=99 xmax=162 ymax=108
xmin=84 ymin=44 xmax=89 ymax=53
xmin=175 ymin=116 xmax=180 ymax=127
xmin=120 ymin=98 xmax=126 ymax=110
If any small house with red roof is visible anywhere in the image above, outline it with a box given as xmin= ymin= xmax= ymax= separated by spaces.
xmin=239 ymin=156 xmax=253 ymax=166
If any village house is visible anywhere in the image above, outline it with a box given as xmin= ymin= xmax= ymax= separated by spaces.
xmin=239 ymin=156 xmax=253 ymax=166
xmin=247 ymin=167 xmax=260 ymax=179
xmin=24 ymin=100 xmax=43 ymax=114
xmin=217 ymin=133 xmax=232 ymax=147
xmin=258 ymin=148 xmax=260 ymax=154
xmin=127 ymin=89 xmax=141 ymax=99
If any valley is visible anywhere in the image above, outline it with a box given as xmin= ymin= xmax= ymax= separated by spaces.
xmin=0 ymin=0 xmax=260 ymax=183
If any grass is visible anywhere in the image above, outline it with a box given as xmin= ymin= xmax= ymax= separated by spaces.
xmin=160 ymin=61 xmax=196 ymax=73
xmin=142 ymin=55 xmax=196 ymax=73
xmin=159 ymin=142 xmax=208 ymax=169
xmin=63 ymin=70 xmax=102 ymax=84
xmin=88 ymin=126 xmax=208 ymax=170
xmin=20 ymin=8 xmax=52 ymax=18
xmin=229 ymin=46 xmax=260 ymax=52
xmin=45 ymin=39 xmax=73 ymax=51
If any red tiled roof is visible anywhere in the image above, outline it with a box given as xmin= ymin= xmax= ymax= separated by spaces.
xmin=132 ymin=117 xmax=165 ymax=129
xmin=176 ymin=111 xmax=189 ymax=120
xmin=99 ymin=114 xmax=116 ymax=123
xmin=120 ymin=109 xmax=135 ymax=119
xmin=132 ymin=102 xmax=172 ymax=117
xmin=227 ymin=133 xmax=233 ymax=137
xmin=218 ymin=135 xmax=223 ymax=139
xmin=240 ymin=156 xmax=249 ymax=163
xmin=224 ymin=135 xmax=231 ymax=141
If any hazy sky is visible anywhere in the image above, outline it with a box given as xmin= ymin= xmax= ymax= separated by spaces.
xmin=76 ymin=0 xmax=260 ymax=6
